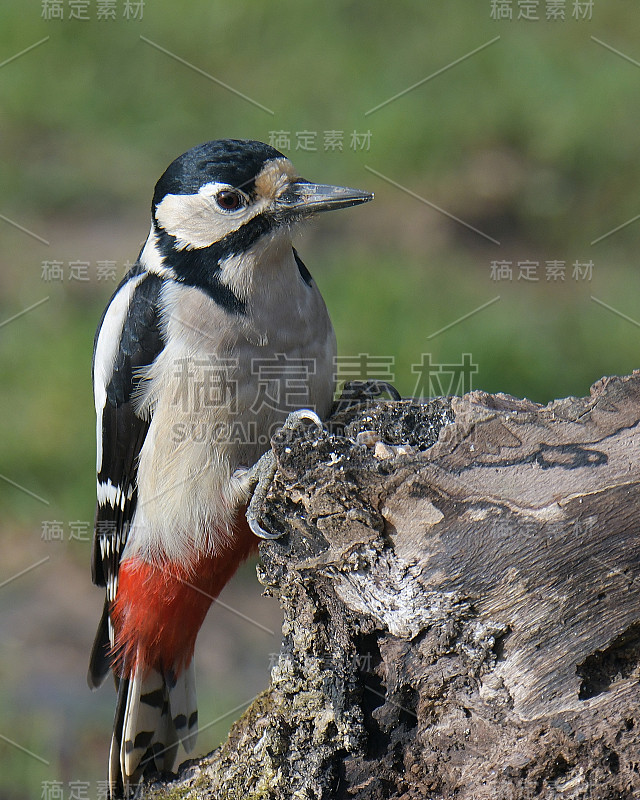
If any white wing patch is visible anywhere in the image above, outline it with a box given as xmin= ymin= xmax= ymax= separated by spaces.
xmin=93 ymin=272 xmax=146 ymax=471
xmin=97 ymin=479 xmax=134 ymax=511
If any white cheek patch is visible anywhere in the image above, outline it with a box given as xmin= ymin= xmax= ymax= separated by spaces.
xmin=155 ymin=182 xmax=268 ymax=250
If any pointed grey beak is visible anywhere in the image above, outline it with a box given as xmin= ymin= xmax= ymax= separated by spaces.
xmin=276 ymin=181 xmax=373 ymax=218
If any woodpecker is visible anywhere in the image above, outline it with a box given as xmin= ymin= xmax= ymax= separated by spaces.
xmin=88 ymin=139 xmax=372 ymax=796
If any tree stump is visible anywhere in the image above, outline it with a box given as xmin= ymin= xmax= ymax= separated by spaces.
xmin=144 ymin=373 xmax=640 ymax=800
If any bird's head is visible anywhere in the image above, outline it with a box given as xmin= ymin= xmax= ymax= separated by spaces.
xmin=148 ymin=138 xmax=372 ymax=257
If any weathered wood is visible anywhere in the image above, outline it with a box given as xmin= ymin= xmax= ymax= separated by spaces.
xmin=144 ymin=373 xmax=640 ymax=800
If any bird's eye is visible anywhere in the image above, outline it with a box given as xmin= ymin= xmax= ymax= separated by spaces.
xmin=215 ymin=190 xmax=244 ymax=211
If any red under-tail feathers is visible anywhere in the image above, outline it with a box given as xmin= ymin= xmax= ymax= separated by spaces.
xmin=107 ymin=512 xmax=257 ymax=797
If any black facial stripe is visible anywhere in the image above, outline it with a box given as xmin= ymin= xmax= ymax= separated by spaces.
xmin=154 ymin=210 xmax=277 ymax=314
xmin=155 ymin=204 xmax=275 ymax=262
xmin=212 ymin=208 xmax=275 ymax=258
xmin=177 ymin=261 xmax=246 ymax=315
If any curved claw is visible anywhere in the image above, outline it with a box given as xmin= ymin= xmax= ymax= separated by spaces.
xmin=244 ymin=450 xmax=282 ymax=539
xmin=247 ymin=511 xmax=282 ymax=539
xmin=281 ymin=408 xmax=323 ymax=431
xmin=243 ymin=410 xmax=325 ymax=540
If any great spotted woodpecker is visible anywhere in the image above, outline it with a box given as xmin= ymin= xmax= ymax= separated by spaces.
xmin=88 ymin=139 xmax=372 ymax=796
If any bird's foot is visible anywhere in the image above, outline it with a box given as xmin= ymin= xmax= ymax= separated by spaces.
xmin=334 ymin=379 xmax=401 ymax=412
xmin=238 ymin=409 xmax=324 ymax=539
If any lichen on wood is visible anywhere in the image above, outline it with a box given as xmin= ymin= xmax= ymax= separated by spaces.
xmin=143 ymin=374 xmax=640 ymax=800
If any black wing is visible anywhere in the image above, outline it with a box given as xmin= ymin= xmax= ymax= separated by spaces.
xmin=88 ymin=266 xmax=165 ymax=688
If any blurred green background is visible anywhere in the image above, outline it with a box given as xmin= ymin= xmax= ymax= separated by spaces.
xmin=2 ymin=1 xmax=640 ymax=797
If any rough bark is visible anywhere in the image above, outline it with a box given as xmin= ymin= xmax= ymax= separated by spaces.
xmin=144 ymin=373 xmax=640 ymax=800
